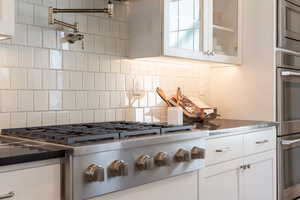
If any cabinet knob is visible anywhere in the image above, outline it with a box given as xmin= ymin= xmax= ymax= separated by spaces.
xmin=154 ymin=152 xmax=170 ymax=166
xmin=108 ymin=160 xmax=128 ymax=177
xmin=136 ymin=155 xmax=154 ymax=171
xmin=85 ymin=164 xmax=105 ymax=182
xmin=174 ymin=148 xmax=190 ymax=162
xmin=191 ymin=146 xmax=205 ymax=159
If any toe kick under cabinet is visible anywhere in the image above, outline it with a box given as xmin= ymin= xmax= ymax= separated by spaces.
xmin=199 ymin=126 xmax=277 ymax=200
xmin=129 ymin=0 xmax=242 ymax=64
xmin=0 ymin=161 xmax=61 ymax=200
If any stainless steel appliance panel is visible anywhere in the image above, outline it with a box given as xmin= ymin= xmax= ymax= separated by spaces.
xmin=278 ymin=0 xmax=300 ymax=52
xmin=277 ymin=52 xmax=300 ymax=135
xmin=72 ymin=138 xmax=205 ymax=200
xmin=278 ymin=134 xmax=300 ymax=200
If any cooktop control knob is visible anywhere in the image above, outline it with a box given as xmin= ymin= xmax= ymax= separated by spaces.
xmin=191 ymin=146 xmax=205 ymax=159
xmin=108 ymin=160 xmax=129 ymax=177
xmin=154 ymin=152 xmax=170 ymax=166
xmin=136 ymin=155 xmax=154 ymax=171
xmin=85 ymin=164 xmax=105 ymax=182
xmin=174 ymin=148 xmax=190 ymax=162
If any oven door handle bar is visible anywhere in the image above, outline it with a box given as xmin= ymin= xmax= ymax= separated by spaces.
xmin=282 ymin=138 xmax=300 ymax=145
xmin=281 ymin=71 xmax=300 ymax=76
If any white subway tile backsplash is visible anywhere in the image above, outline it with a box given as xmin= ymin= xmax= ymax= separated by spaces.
xmin=63 ymin=91 xmax=76 ymax=110
xmin=5 ymin=46 xmax=19 ymax=67
xmin=11 ymin=68 xmax=27 ymax=89
xmin=88 ymin=54 xmax=99 ymax=72
xmin=87 ymin=16 xmax=99 ymax=34
xmin=43 ymin=0 xmax=56 ymax=7
xmin=43 ymin=70 xmax=56 ymax=89
xmin=70 ymin=71 xmax=83 ymax=90
xmin=18 ymin=1 xmax=34 ymax=24
xmin=95 ymin=73 xmax=106 ymax=90
xmin=0 ymin=113 xmax=10 ymax=129
xmin=50 ymin=50 xmax=62 ymax=69
xmin=28 ymin=69 xmax=42 ymax=89
xmin=18 ymin=90 xmax=34 ymax=112
xmin=116 ymin=109 xmax=126 ymax=121
xmin=111 ymin=56 xmax=121 ymax=73
xmin=57 ymin=71 xmax=70 ymax=90
xmin=99 ymin=92 xmax=110 ymax=109
xmin=35 ymin=48 xmax=49 ymax=68
xmin=34 ymin=91 xmax=49 ymax=111
xmin=0 ymin=91 xmax=17 ymax=112
xmin=35 ymin=5 xmax=49 ymax=27
xmin=116 ymin=74 xmax=125 ymax=91
xmin=82 ymin=110 xmax=94 ymax=123
xmin=57 ymin=111 xmax=70 ymax=125
xmin=11 ymin=112 xmax=27 ymax=128
xmin=76 ymin=15 xmax=88 ymax=33
xmin=0 ymin=68 xmax=10 ymax=89
xmin=43 ymin=29 xmax=57 ymax=49
xmin=76 ymin=91 xmax=88 ymax=109
xmin=70 ymin=110 xmax=82 ymax=123
xmin=87 ymin=91 xmax=99 ymax=109
xmin=13 ymin=24 xmax=27 ymax=46
xmin=27 ymin=112 xmax=42 ymax=127
xmin=28 ymin=26 xmax=43 ymax=47
xmin=76 ymin=52 xmax=88 ymax=71
xmin=110 ymin=92 xmax=120 ymax=108
xmin=105 ymin=73 xmax=116 ymax=91
xmin=70 ymin=0 xmax=81 ymax=8
xmin=63 ymin=51 xmax=76 ymax=70
xmin=95 ymin=36 xmax=105 ymax=54
xmin=83 ymin=72 xmax=95 ymax=90
xmin=19 ymin=47 xmax=34 ymax=68
xmin=42 ymin=111 xmax=56 ymax=125
xmin=49 ymin=90 xmax=62 ymax=110
xmin=99 ymin=55 xmax=111 ymax=72
xmin=105 ymin=109 xmax=115 ymax=121
xmin=95 ymin=110 xmax=105 ymax=122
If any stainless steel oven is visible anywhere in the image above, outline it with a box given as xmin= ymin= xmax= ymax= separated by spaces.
xmin=279 ymin=134 xmax=300 ymax=200
xmin=278 ymin=0 xmax=300 ymax=52
xmin=277 ymin=51 xmax=300 ymax=136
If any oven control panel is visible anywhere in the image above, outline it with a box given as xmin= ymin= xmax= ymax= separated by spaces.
xmin=73 ymin=138 xmax=206 ymax=200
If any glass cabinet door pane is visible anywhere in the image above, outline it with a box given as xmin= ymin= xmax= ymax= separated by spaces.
xmin=213 ymin=0 xmax=238 ymax=56
xmin=167 ymin=0 xmax=202 ymax=51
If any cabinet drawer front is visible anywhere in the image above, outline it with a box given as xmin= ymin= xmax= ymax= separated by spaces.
xmin=244 ymin=128 xmax=276 ymax=155
xmin=0 ymin=164 xmax=61 ymax=200
xmin=206 ymin=135 xmax=243 ymax=165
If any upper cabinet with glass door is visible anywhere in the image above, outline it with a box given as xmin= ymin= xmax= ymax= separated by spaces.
xmin=128 ymin=0 xmax=242 ymax=65
xmin=209 ymin=0 xmax=241 ymax=63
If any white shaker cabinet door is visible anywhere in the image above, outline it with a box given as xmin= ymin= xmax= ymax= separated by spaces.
xmin=241 ymin=150 xmax=276 ymax=200
xmin=91 ymin=172 xmax=198 ymax=200
xmin=199 ymin=159 xmax=243 ymax=200
xmin=0 ymin=164 xmax=61 ymax=200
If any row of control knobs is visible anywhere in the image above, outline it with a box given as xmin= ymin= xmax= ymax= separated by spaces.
xmin=85 ymin=146 xmax=205 ymax=182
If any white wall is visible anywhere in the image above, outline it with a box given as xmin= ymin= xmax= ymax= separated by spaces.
xmin=208 ymin=0 xmax=276 ymax=121
xmin=0 ymin=0 xmax=211 ymax=129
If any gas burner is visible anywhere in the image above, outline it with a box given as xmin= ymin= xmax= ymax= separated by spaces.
xmin=2 ymin=122 xmax=194 ymax=146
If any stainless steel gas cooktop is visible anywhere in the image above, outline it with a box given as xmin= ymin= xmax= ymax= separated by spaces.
xmin=2 ymin=121 xmax=206 ymax=200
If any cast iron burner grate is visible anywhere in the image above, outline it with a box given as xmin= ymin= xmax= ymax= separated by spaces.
xmin=2 ymin=122 xmax=194 ymax=145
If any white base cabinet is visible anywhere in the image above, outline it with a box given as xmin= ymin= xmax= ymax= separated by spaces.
xmin=200 ymin=150 xmax=276 ymax=200
xmin=0 ymin=163 xmax=61 ymax=200
xmin=241 ymin=151 xmax=276 ymax=200
xmin=91 ymin=172 xmax=198 ymax=200
xmin=200 ymin=127 xmax=276 ymax=200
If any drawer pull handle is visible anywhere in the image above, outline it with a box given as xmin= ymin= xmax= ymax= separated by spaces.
xmin=0 ymin=192 xmax=15 ymax=199
xmin=215 ymin=147 xmax=231 ymax=153
xmin=256 ymin=140 xmax=269 ymax=144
